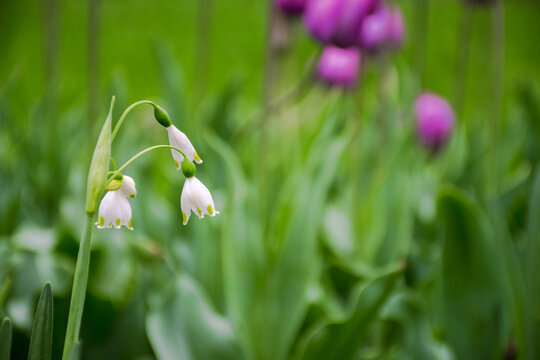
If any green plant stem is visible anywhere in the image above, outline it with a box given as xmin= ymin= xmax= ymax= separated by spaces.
xmin=414 ymin=0 xmax=429 ymax=88
xmin=62 ymin=212 xmax=94 ymax=360
xmin=86 ymin=0 xmax=102 ymax=133
xmin=490 ymin=0 xmax=504 ymax=196
xmin=107 ymin=145 xmax=187 ymax=183
xmin=453 ymin=5 xmax=473 ymax=118
xmin=194 ymin=0 xmax=213 ymax=106
xmin=111 ymin=100 xmax=156 ymax=141
xmin=259 ymin=0 xmax=280 ymax=242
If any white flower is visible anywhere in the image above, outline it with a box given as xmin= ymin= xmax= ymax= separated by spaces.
xmin=166 ymin=125 xmax=202 ymax=169
xmin=181 ymin=177 xmax=219 ymax=225
xmin=95 ymin=175 xmax=137 ymax=230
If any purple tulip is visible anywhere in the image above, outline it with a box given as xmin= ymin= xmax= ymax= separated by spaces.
xmin=304 ymin=0 xmax=344 ymax=44
xmin=304 ymin=0 xmax=380 ymax=47
xmin=359 ymin=5 xmax=390 ymax=51
xmin=414 ymin=93 xmax=455 ymax=151
xmin=359 ymin=4 xmax=405 ymax=52
xmin=317 ymin=46 xmax=360 ymax=88
xmin=331 ymin=0 xmax=380 ymax=47
xmin=388 ymin=6 xmax=405 ymax=48
xmin=276 ymin=0 xmax=307 ymax=15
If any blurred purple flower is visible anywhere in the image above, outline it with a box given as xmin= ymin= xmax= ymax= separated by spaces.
xmin=415 ymin=93 xmax=455 ymax=151
xmin=359 ymin=4 xmax=405 ymax=52
xmin=317 ymin=46 xmax=360 ymax=88
xmin=304 ymin=0 xmax=380 ymax=47
xmin=359 ymin=4 xmax=390 ymax=51
xmin=276 ymin=0 xmax=307 ymax=15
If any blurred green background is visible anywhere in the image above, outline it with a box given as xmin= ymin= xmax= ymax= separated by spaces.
xmin=1 ymin=0 xmax=540 ymax=359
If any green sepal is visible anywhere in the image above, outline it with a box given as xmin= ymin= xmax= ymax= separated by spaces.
xmin=28 ymin=282 xmax=53 ymax=360
xmin=105 ymin=179 xmax=122 ymax=191
xmin=85 ymin=97 xmax=114 ymax=213
xmin=153 ymin=104 xmax=171 ymax=127
xmin=0 ymin=317 xmax=12 ymax=360
xmin=181 ymin=158 xmax=196 ymax=178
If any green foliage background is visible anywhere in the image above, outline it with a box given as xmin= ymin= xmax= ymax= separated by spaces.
xmin=1 ymin=0 xmax=540 ymax=359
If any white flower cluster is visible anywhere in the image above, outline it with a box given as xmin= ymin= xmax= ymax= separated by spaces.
xmin=95 ymin=119 xmax=218 ymax=230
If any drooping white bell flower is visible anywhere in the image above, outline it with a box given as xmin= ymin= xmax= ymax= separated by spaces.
xmin=95 ymin=175 xmax=137 ymax=230
xmin=181 ymin=176 xmax=219 ymax=225
xmin=166 ymin=125 xmax=203 ymax=169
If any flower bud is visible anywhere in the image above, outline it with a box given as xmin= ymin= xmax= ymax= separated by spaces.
xmin=359 ymin=4 xmax=391 ymax=52
xmin=317 ymin=46 xmax=360 ymax=88
xmin=276 ymin=0 xmax=307 ymax=15
xmin=181 ymin=158 xmax=196 ymax=179
xmin=86 ymin=97 xmax=113 ymax=213
xmin=153 ymin=104 xmax=171 ymax=128
xmin=414 ymin=93 xmax=455 ymax=152
xmin=304 ymin=0 xmax=380 ymax=48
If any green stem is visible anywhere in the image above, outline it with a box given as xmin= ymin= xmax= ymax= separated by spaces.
xmin=414 ymin=0 xmax=429 ymax=88
xmin=62 ymin=212 xmax=94 ymax=360
xmin=107 ymin=145 xmax=187 ymax=183
xmin=111 ymin=100 xmax=156 ymax=141
xmin=453 ymin=4 xmax=472 ymax=118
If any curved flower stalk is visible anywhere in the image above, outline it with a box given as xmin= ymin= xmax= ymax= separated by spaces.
xmin=63 ymin=97 xmax=218 ymax=360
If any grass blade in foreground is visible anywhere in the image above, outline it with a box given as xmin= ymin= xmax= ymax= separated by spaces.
xmin=0 ymin=317 xmax=12 ymax=359
xmin=28 ymin=283 xmax=53 ymax=360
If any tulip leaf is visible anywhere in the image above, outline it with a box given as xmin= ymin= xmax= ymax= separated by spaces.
xmin=28 ymin=282 xmax=53 ymax=360
xmin=297 ymin=267 xmax=402 ymax=360
xmin=146 ymin=274 xmax=242 ymax=360
xmin=0 ymin=317 xmax=12 ymax=360
xmin=437 ymin=186 xmax=504 ymax=359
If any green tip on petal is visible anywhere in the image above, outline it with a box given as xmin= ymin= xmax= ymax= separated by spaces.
xmin=207 ymin=205 xmax=214 ymax=215
xmin=194 ymin=151 xmax=202 ymax=163
xmin=116 ymin=219 xmax=121 ymax=227
xmin=196 ymin=208 xmax=202 ymax=217
xmin=105 ymin=179 xmax=123 ymax=191
xmin=174 ymin=159 xmax=180 ymax=169
xmin=129 ymin=194 xmax=135 ymax=198
xmin=129 ymin=218 xmax=133 ymax=228
xmin=99 ymin=216 xmax=105 ymax=226
xmin=182 ymin=211 xmax=188 ymax=224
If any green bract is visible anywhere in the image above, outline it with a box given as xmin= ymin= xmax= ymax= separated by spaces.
xmin=153 ymin=104 xmax=172 ymax=127
xmin=85 ymin=97 xmax=114 ymax=213
xmin=181 ymin=158 xmax=196 ymax=178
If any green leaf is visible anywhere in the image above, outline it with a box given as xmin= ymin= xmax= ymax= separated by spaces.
xmin=28 ymin=282 xmax=53 ymax=360
xmin=437 ymin=186 xmax=505 ymax=359
xmin=0 ymin=317 xmax=12 ymax=360
xmin=297 ymin=267 xmax=402 ymax=360
xmin=85 ymin=97 xmax=114 ymax=213
xmin=146 ymin=274 xmax=242 ymax=360
xmin=524 ymin=168 xmax=540 ymax=359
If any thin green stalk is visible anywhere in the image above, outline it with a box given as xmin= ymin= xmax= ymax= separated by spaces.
xmin=194 ymin=0 xmax=213 ymax=106
xmin=453 ymin=5 xmax=473 ymax=118
xmin=111 ymin=100 xmax=156 ymax=141
xmin=87 ymin=0 xmax=102 ymax=133
xmin=259 ymin=0 xmax=280 ymax=242
xmin=62 ymin=212 xmax=94 ymax=360
xmin=413 ymin=0 xmax=429 ymax=88
xmin=107 ymin=145 xmax=187 ymax=183
xmin=490 ymin=0 xmax=504 ymax=195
